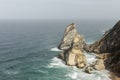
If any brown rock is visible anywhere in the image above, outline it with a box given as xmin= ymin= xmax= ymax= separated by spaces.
xmin=58 ymin=52 xmax=65 ymax=60
xmin=58 ymin=23 xmax=87 ymax=68
xmin=96 ymin=53 xmax=111 ymax=60
xmin=58 ymin=23 xmax=77 ymax=50
xmin=87 ymin=20 xmax=120 ymax=53
xmin=66 ymin=34 xmax=87 ymax=67
xmin=93 ymin=59 xmax=105 ymax=70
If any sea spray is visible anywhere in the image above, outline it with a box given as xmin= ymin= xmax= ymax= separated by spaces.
xmin=47 ymin=57 xmax=67 ymax=68
xmin=50 ymin=47 xmax=62 ymax=52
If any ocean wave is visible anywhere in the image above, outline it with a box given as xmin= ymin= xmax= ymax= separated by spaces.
xmin=37 ymin=69 xmax=48 ymax=74
xmin=4 ymin=70 xmax=19 ymax=75
xmin=101 ymin=30 xmax=105 ymax=34
xmin=84 ymin=52 xmax=97 ymax=64
xmin=50 ymin=47 xmax=62 ymax=52
xmin=64 ymin=52 xmax=110 ymax=80
xmin=86 ymin=40 xmax=95 ymax=44
xmin=47 ymin=57 xmax=67 ymax=68
xmin=49 ymin=48 xmax=111 ymax=80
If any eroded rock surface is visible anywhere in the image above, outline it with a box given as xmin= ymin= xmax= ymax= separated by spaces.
xmin=93 ymin=59 xmax=105 ymax=70
xmin=86 ymin=21 xmax=120 ymax=73
xmin=86 ymin=20 xmax=120 ymax=53
xmin=58 ymin=23 xmax=86 ymax=68
xmin=58 ymin=23 xmax=77 ymax=50
xmin=58 ymin=21 xmax=120 ymax=75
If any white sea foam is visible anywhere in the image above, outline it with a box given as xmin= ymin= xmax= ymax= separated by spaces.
xmin=86 ymin=41 xmax=94 ymax=44
xmin=37 ymin=69 xmax=48 ymax=74
xmin=84 ymin=52 xmax=97 ymax=64
xmin=47 ymin=57 xmax=67 ymax=68
xmin=70 ymin=72 xmax=78 ymax=79
xmin=65 ymin=67 xmax=111 ymax=80
xmin=4 ymin=70 xmax=19 ymax=75
xmin=65 ymin=52 xmax=111 ymax=80
xmin=101 ymin=28 xmax=110 ymax=35
xmin=101 ymin=30 xmax=105 ymax=34
xmin=48 ymin=46 xmax=111 ymax=80
xmin=50 ymin=47 xmax=62 ymax=52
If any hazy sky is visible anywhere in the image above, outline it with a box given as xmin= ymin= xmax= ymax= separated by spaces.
xmin=0 ymin=0 xmax=120 ymax=20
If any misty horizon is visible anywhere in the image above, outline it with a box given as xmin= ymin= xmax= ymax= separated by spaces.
xmin=0 ymin=0 xmax=120 ymax=20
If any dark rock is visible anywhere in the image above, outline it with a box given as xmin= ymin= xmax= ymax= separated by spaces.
xmin=86 ymin=20 xmax=120 ymax=73
xmin=84 ymin=66 xmax=93 ymax=74
xmin=87 ymin=20 xmax=120 ymax=53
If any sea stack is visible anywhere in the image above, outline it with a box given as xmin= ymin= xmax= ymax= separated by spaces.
xmin=58 ymin=23 xmax=87 ymax=68
xmin=58 ymin=21 xmax=120 ymax=76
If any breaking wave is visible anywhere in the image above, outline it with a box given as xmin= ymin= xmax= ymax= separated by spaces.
xmin=47 ymin=57 xmax=67 ymax=68
xmin=50 ymin=47 xmax=62 ymax=52
xmin=65 ymin=67 xmax=111 ymax=80
xmin=48 ymin=47 xmax=111 ymax=80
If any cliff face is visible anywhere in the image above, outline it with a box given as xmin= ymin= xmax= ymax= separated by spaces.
xmin=58 ymin=23 xmax=86 ymax=68
xmin=87 ymin=20 xmax=120 ymax=54
xmin=87 ymin=21 xmax=120 ymax=73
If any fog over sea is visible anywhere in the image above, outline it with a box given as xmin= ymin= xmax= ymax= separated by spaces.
xmin=0 ymin=20 xmax=116 ymax=80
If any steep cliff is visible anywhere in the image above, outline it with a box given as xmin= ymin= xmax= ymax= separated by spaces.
xmin=85 ymin=21 xmax=120 ymax=53
xmin=86 ymin=21 xmax=120 ymax=73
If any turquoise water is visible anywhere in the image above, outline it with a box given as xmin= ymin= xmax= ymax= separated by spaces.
xmin=0 ymin=20 xmax=115 ymax=80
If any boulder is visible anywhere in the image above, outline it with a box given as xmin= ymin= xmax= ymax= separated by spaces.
xmin=93 ymin=59 xmax=105 ymax=70
xmin=84 ymin=66 xmax=93 ymax=74
xmin=84 ymin=59 xmax=105 ymax=73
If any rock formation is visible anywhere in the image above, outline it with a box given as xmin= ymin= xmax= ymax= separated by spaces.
xmin=58 ymin=20 xmax=120 ymax=76
xmin=86 ymin=20 xmax=120 ymax=73
xmin=58 ymin=23 xmax=87 ymax=68
xmin=84 ymin=66 xmax=93 ymax=74
xmin=87 ymin=20 xmax=120 ymax=53
xmin=84 ymin=59 xmax=105 ymax=74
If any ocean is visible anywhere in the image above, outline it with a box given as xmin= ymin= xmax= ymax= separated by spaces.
xmin=0 ymin=20 xmax=116 ymax=80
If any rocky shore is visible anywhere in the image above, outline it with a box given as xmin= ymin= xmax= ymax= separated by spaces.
xmin=58 ymin=21 xmax=120 ymax=79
